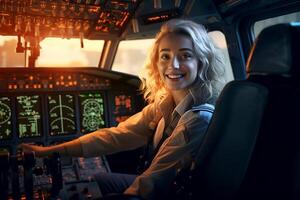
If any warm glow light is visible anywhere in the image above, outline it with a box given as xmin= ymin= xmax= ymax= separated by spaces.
xmin=38 ymin=39 xmax=88 ymax=67
xmin=36 ymin=38 xmax=104 ymax=67
xmin=118 ymin=39 xmax=154 ymax=50
xmin=112 ymin=39 xmax=154 ymax=76
xmin=148 ymin=14 xmax=169 ymax=22
xmin=0 ymin=36 xmax=104 ymax=67
xmin=0 ymin=36 xmax=16 ymax=46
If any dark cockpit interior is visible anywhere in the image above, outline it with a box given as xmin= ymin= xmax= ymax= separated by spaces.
xmin=0 ymin=0 xmax=299 ymax=199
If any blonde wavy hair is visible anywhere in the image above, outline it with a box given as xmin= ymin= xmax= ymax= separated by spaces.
xmin=140 ymin=19 xmax=224 ymax=104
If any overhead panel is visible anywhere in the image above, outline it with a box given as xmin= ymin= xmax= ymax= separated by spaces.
xmin=0 ymin=0 xmax=141 ymax=39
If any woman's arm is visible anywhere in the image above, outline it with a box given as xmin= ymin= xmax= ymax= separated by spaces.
xmin=20 ymin=139 xmax=83 ymax=157
xmin=20 ymin=103 xmax=159 ymax=158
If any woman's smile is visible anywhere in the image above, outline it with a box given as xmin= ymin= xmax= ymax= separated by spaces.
xmin=157 ymin=33 xmax=199 ymax=91
xmin=165 ymin=71 xmax=186 ymax=80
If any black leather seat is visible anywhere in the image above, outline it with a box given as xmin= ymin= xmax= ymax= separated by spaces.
xmin=238 ymin=23 xmax=300 ymax=200
xmin=184 ymin=23 xmax=300 ymax=200
xmin=181 ymin=74 xmax=268 ymax=200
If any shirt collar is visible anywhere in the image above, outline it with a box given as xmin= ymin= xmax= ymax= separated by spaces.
xmin=157 ymin=82 xmax=216 ymax=122
xmin=158 ymin=88 xmax=200 ymax=119
xmin=173 ymin=91 xmax=193 ymax=117
xmin=159 ymin=94 xmax=174 ymax=121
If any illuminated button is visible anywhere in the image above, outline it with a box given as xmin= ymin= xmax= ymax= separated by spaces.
xmin=29 ymin=76 xmax=34 ymax=81
xmin=49 ymin=84 xmax=53 ymax=89
xmin=8 ymin=85 xmax=12 ymax=89
xmin=56 ymin=81 xmax=60 ymax=85
xmin=68 ymin=75 xmax=72 ymax=80
xmin=25 ymin=84 xmax=29 ymax=89
xmin=60 ymin=75 xmax=64 ymax=80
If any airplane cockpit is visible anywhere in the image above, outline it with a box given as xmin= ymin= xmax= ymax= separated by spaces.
xmin=0 ymin=0 xmax=300 ymax=199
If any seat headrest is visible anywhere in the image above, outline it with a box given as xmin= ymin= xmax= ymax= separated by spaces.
xmin=246 ymin=23 xmax=300 ymax=77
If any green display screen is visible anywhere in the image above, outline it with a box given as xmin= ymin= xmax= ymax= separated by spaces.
xmin=17 ymin=95 xmax=42 ymax=138
xmin=0 ymin=97 xmax=12 ymax=139
xmin=48 ymin=94 xmax=76 ymax=136
xmin=79 ymin=93 xmax=105 ymax=133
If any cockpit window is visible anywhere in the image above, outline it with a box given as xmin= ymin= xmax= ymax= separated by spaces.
xmin=37 ymin=38 xmax=104 ymax=67
xmin=0 ymin=36 xmax=24 ymax=67
xmin=209 ymin=31 xmax=234 ymax=83
xmin=112 ymin=39 xmax=155 ymax=76
xmin=254 ymin=11 xmax=300 ymax=38
xmin=0 ymin=36 xmax=104 ymax=67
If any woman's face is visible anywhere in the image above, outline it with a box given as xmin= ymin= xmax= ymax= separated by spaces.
xmin=157 ymin=33 xmax=199 ymax=91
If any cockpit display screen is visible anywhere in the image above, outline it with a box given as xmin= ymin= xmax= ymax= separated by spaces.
xmin=0 ymin=97 xmax=12 ymax=139
xmin=79 ymin=92 xmax=105 ymax=133
xmin=48 ymin=94 xmax=76 ymax=136
xmin=111 ymin=94 xmax=134 ymax=126
xmin=17 ymin=95 xmax=42 ymax=138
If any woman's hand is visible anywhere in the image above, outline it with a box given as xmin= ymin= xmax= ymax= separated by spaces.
xmin=19 ymin=139 xmax=83 ymax=158
xmin=19 ymin=143 xmax=51 ymax=157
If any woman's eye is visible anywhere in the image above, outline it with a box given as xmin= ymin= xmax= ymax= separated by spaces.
xmin=160 ymin=54 xmax=170 ymax=61
xmin=180 ymin=53 xmax=192 ymax=60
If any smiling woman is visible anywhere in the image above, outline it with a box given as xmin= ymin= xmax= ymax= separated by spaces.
xmin=157 ymin=32 xmax=199 ymax=96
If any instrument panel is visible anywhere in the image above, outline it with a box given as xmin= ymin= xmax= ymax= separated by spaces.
xmin=0 ymin=67 xmax=144 ymax=154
